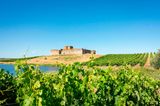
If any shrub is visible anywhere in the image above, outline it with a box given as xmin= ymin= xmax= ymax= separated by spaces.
xmin=14 ymin=63 xmax=59 ymax=106
xmin=0 ymin=69 xmax=16 ymax=105
xmin=151 ymin=50 xmax=160 ymax=69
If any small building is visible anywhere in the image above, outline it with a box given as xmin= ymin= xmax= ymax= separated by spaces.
xmin=51 ymin=46 xmax=96 ymax=55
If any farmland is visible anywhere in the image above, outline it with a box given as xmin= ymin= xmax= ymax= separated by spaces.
xmin=92 ymin=53 xmax=156 ymax=66
xmin=1 ymin=52 xmax=160 ymax=106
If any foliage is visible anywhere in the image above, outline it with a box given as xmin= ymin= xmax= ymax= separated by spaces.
xmin=150 ymin=52 xmax=157 ymax=59
xmin=92 ymin=53 xmax=148 ymax=66
xmin=0 ymin=69 xmax=16 ymax=105
xmin=1 ymin=62 xmax=160 ymax=105
xmin=138 ymin=68 xmax=160 ymax=80
xmin=56 ymin=64 xmax=160 ymax=105
xmin=151 ymin=50 xmax=160 ymax=69
xmin=14 ymin=62 xmax=60 ymax=106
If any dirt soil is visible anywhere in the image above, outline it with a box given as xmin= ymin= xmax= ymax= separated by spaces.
xmin=144 ymin=53 xmax=151 ymax=67
xmin=27 ymin=54 xmax=102 ymax=65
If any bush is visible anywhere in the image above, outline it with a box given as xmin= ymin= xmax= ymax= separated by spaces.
xmin=14 ymin=63 xmax=59 ymax=106
xmin=0 ymin=69 xmax=16 ymax=105
xmin=151 ymin=50 xmax=160 ymax=69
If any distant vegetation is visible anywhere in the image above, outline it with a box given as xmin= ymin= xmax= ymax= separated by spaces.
xmin=150 ymin=52 xmax=157 ymax=59
xmin=92 ymin=53 xmax=149 ymax=66
xmin=0 ymin=56 xmax=39 ymax=62
xmin=151 ymin=50 xmax=160 ymax=69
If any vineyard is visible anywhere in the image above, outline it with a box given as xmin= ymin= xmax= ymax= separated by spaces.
xmin=92 ymin=53 xmax=151 ymax=66
xmin=0 ymin=62 xmax=160 ymax=106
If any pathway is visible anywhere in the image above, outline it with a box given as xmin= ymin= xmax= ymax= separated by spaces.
xmin=144 ymin=53 xmax=151 ymax=67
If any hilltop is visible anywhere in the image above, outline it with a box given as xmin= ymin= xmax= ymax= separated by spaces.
xmin=27 ymin=54 xmax=101 ymax=65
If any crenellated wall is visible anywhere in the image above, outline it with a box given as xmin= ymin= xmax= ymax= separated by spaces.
xmin=51 ymin=46 xmax=96 ymax=55
xmin=61 ymin=49 xmax=83 ymax=55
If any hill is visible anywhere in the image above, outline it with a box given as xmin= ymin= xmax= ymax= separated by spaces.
xmin=27 ymin=54 xmax=101 ymax=65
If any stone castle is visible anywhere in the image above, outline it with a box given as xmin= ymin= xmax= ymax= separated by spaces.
xmin=51 ymin=46 xmax=96 ymax=55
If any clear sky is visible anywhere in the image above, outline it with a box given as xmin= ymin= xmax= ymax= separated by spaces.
xmin=0 ymin=0 xmax=160 ymax=58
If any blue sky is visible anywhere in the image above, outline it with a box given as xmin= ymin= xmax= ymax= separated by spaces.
xmin=0 ymin=0 xmax=160 ymax=58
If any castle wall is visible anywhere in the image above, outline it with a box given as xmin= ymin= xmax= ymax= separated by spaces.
xmin=82 ymin=49 xmax=96 ymax=54
xmin=61 ymin=49 xmax=83 ymax=55
xmin=82 ymin=49 xmax=92 ymax=54
xmin=51 ymin=46 xmax=96 ymax=55
xmin=91 ymin=50 xmax=96 ymax=54
xmin=64 ymin=46 xmax=73 ymax=50
xmin=51 ymin=50 xmax=61 ymax=55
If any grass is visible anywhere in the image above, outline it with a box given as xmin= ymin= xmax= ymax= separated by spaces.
xmin=0 ymin=56 xmax=40 ymax=62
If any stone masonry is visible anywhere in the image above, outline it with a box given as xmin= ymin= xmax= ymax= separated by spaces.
xmin=51 ymin=46 xmax=96 ymax=55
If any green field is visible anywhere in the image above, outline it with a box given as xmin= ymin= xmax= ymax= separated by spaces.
xmin=92 ymin=53 xmax=153 ymax=66
xmin=0 ymin=56 xmax=39 ymax=62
